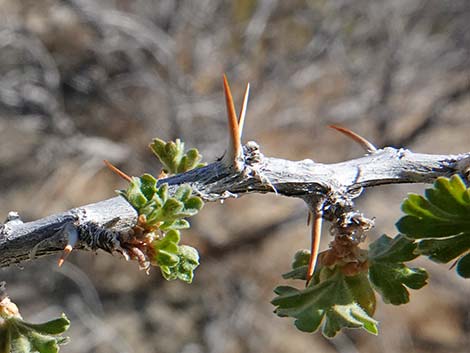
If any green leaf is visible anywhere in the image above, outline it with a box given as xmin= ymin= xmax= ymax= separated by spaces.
xmin=368 ymin=235 xmax=428 ymax=305
xmin=322 ymin=304 xmax=378 ymax=337
xmin=417 ymin=233 xmax=470 ymax=263
xmin=2 ymin=315 xmax=69 ymax=353
xmin=174 ymin=184 xmax=192 ymax=202
xmin=369 ymin=262 xmax=427 ymax=305
xmin=183 ymin=197 xmax=204 ymax=213
xmin=153 ymin=230 xmax=181 ymax=269
xmin=139 ymin=174 xmax=158 ymax=200
xmin=272 ymin=270 xmax=378 ymax=337
xmin=177 ymin=149 xmax=204 ymax=173
xmin=174 ymin=245 xmax=200 ymax=283
xmin=159 ymin=219 xmax=190 ymax=231
xmin=149 ymin=138 xmax=204 ymax=175
xmin=125 ymin=177 xmax=147 ymax=210
xmin=396 ymin=175 xmax=470 ymax=278
xmin=344 ymin=273 xmax=376 ymax=316
xmin=368 ymin=234 xmax=419 ymax=263
xmin=17 ymin=315 xmax=70 ymax=335
xmin=282 ymin=249 xmax=310 ymax=280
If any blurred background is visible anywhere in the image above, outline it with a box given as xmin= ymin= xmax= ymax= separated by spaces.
xmin=1 ymin=0 xmax=470 ymax=352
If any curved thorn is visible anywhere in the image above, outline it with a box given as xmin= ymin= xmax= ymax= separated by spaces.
xmin=328 ymin=125 xmax=377 ymax=153
xmin=306 ymin=211 xmax=323 ymax=284
xmin=222 ymin=75 xmax=242 ymax=164
xmin=238 ymin=83 xmax=250 ymax=139
xmin=104 ymin=160 xmax=132 ymax=182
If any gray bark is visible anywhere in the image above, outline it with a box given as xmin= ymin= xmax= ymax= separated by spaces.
xmin=1 ymin=141 xmax=470 ymax=267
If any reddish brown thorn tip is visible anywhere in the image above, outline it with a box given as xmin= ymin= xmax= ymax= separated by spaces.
xmin=104 ymin=160 xmax=132 ymax=182
xmin=328 ymin=125 xmax=377 ymax=153
xmin=223 ymin=75 xmax=241 ymax=161
xmin=238 ymin=83 xmax=250 ymax=139
xmin=58 ymin=244 xmax=73 ymax=267
xmin=306 ymin=211 xmax=323 ymax=284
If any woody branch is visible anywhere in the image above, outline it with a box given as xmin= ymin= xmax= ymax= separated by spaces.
xmin=1 ymin=77 xmax=470 ymax=269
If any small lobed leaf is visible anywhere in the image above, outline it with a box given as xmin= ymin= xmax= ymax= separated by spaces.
xmin=368 ymin=234 xmax=419 ymax=263
xmin=149 ymin=138 xmax=204 ymax=175
xmin=396 ymin=175 xmax=470 ymax=278
xmin=139 ymin=174 xmax=158 ymax=200
xmin=17 ymin=315 xmax=70 ymax=336
xmin=1 ymin=314 xmax=69 ymax=353
xmin=368 ymin=235 xmax=428 ymax=305
xmin=272 ymin=269 xmax=378 ymax=337
xmin=173 ymin=245 xmax=200 ymax=283
xmin=282 ymin=249 xmax=310 ymax=280
xmin=176 ymin=149 xmax=204 ymax=173
xmin=322 ymin=304 xmax=378 ymax=337
xmin=125 ymin=177 xmax=147 ymax=210
xmin=417 ymin=234 xmax=470 ymax=263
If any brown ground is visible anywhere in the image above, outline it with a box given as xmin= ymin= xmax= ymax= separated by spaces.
xmin=1 ymin=1 xmax=470 ymax=352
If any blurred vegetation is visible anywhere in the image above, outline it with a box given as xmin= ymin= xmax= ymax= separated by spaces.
xmin=0 ymin=1 xmax=469 ymax=352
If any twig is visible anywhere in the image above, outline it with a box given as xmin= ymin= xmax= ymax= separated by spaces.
xmin=1 ymin=140 xmax=470 ymax=268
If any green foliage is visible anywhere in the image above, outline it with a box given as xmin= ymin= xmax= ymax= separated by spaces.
xmin=117 ymin=139 xmax=205 ymax=283
xmin=396 ymin=175 xmax=470 ymax=278
xmin=152 ymin=230 xmax=200 ymax=283
xmin=149 ymin=138 xmax=205 ymax=174
xmin=118 ymin=173 xmax=203 ymax=283
xmin=368 ymin=235 xmax=428 ymax=305
xmin=272 ymin=234 xmax=428 ymax=337
xmin=272 ymin=265 xmax=378 ymax=337
xmin=0 ymin=314 xmax=69 ymax=353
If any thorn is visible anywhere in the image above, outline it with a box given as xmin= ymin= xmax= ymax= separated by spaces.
xmin=104 ymin=160 xmax=132 ymax=182
xmin=222 ymin=75 xmax=243 ymax=167
xmin=306 ymin=211 xmax=323 ymax=284
xmin=238 ymin=83 xmax=250 ymax=139
xmin=58 ymin=223 xmax=78 ymax=267
xmin=328 ymin=125 xmax=377 ymax=153
xmin=58 ymin=245 xmax=73 ymax=267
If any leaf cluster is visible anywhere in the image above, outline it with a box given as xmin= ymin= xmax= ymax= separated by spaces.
xmin=272 ymin=234 xmax=428 ymax=337
xmin=149 ymin=138 xmax=205 ymax=174
xmin=116 ymin=138 xmax=206 ymax=283
xmin=0 ymin=314 xmax=69 ymax=353
xmin=119 ymin=174 xmax=203 ymax=283
xmin=397 ymin=175 xmax=470 ymax=278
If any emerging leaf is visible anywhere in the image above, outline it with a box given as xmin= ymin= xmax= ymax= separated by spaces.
xmin=152 ymin=231 xmax=200 ymax=283
xmin=149 ymin=138 xmax=205 ymax=175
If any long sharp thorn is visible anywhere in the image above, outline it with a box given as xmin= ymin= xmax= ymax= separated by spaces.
xmin=306 ymin=211 xmax=323 ymax=284
xmin=328 ymin=125 xmax=377 ymax=153
xmin=222 ymin=75 xmax=242 ymax=165
xmin=104 ymin=160 xmax=132 ymax=182
xmin=238 ymin=83 xmax=250 ymax=139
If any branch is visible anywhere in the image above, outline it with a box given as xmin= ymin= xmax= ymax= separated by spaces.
xmin=2 ymin=141 xmax=470 ymax=268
